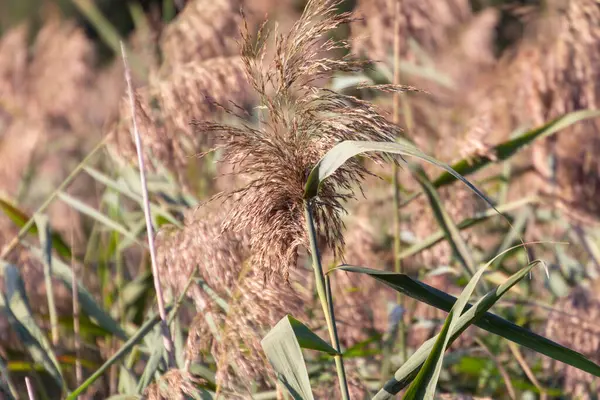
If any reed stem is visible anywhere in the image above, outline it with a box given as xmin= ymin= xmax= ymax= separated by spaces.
xmin=304 ymin=201 xmax=349 ymax=400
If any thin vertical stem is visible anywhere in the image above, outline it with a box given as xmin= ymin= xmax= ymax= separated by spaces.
xmin=70 ymin=227 xmax=83 ymax=387
xmin=25 ymin=377 xmax=36 ymax=400
xmin=120 ymin=42 xmax=176 ymax=368
xmin=391 ymin=0 xmax=408 ymax=365
xmin=304 ymin=201 xmax=349 ymax=400
xmin=35 ymin=215 xmax=59 ymax=346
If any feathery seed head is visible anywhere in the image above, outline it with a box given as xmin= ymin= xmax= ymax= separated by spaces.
xmin=195 ymin=0 xmax=399 ymax=278
xmin=156 ymin=208 xmax=306 ymax=390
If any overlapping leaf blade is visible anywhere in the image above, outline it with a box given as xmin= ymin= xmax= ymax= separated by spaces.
xmin=1 ymin=264 xmax=66 ymax=391
xmin=335 ymin=264 xmax=600 ymax=397
xmin=261 ymin=315 xmax=339 ymax=400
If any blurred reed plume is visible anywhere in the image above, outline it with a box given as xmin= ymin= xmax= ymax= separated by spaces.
xmin=194 ymin=0 xmax=401 ymax=279
xmin=453 ymin=0 xmax=600 ymax=221
xmin=519 ymin=0 xmax=600 ymax=220
xmin=28 ymin=16 xmax=95 ymax=127
xmin=156 ymin=207 xmax=306 ymax=389
xmin=0 ymin=15 xmax=96 ymax=197
xmin=112 ymin=56 xmax=253 ymax=184
xmin=351 ymin=0 xmax=472 ymax=63
xmin=144 ymin=369 xmax=204 ymax=400
xmin=544 ymin=283 xmax=600 ymax=398
xmin=159 ymin=0 xmax=244 ymax=68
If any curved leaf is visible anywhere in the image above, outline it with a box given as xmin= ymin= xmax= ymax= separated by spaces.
xmin=403 ymin=247 xmax=518 ymax=399
xmin=304 ymin=141 xmax=492 ymax=211
xmin=262 ymin=315 xmax=338 ymax=400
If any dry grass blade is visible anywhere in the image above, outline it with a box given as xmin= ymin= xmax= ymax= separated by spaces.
xmin=120 ymin=42 xmax=176 ymax=368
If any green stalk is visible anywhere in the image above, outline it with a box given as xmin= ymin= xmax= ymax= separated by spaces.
xmin=392 ymin=0 xmax=408 ymax=368
xmin=303 ymin=201 xmax=349 ymax=400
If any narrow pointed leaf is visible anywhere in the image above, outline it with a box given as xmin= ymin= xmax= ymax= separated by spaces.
xmin=304 ymin=141 xmax=494 ymax=212
xmin=34 ymin=214 xmax=59 ymax=345
xmin=0 ymin=198 xmax=72 ymax=258
xmin=404 ymin=244 xmax=510 ymax=399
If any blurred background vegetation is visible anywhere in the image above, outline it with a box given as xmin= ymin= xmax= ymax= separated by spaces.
xmin=1 ymin=0 xmax=600 ymax=399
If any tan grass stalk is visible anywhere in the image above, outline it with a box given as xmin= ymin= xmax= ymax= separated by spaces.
xmin=305 ymin=202 xmax=350 ymax=399
xmin=25 ymin=377 xmax=36 ymax=400
xmin=120 ymin=42 xmax=176 ymax=368
xmin=390 ymin=0 xmax=407 ymax=366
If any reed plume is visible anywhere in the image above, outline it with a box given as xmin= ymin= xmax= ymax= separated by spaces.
xmin=156 ymin=207 xmax=306 ymax=390
xmin=351 ymin=0 xmax=472 ymax=63
xmin=194 ymin=0 xmax=400 ymax=279
xmin=159 ymin=0 xmax=244 ymax=69
xmin=111 ymin=57 xmax=252 ymax=185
